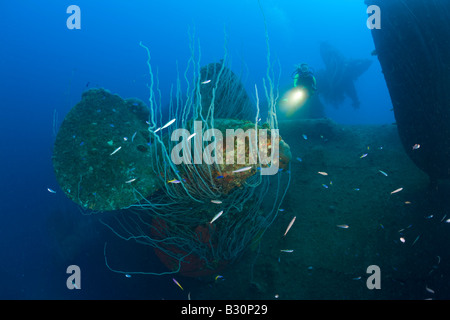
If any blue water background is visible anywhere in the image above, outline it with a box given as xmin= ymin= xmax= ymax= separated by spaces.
xmin=0 ymin=0 xmax=392 ymax=299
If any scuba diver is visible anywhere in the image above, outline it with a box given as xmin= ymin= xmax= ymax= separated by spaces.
xmin=279 ymin=62 xmax=324 ymax=119
xmin=292 ymin=63 xmax=317 ymax=96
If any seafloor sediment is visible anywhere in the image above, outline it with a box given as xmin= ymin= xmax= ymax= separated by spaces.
xmin=193 ymin=118 xmax=450 ymax=299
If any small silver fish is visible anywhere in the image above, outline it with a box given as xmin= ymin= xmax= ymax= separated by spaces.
xmin=391 ymin=187 xmax=403 ymax=194
xmin=187 ymin=133 xmax=196 ymax=141
xmin=211 ymin=200 xmax=222 ymax=204
xmin=280 ymin=249 xmax=294 ymax=253
xmin=412 ymin=235 xmax=421 ymax=246
xmin=201 ymin=79 xmax=211 ymax=84
xmin=302 ymin=134 xmax=308 ymax=140
xmin=110 ymin=146 xmax=122 ymax=156
xmin=284 ymin=216 xmax=296 ymax=237
xmin=125 ymin=178 xmax=136 ymax=184
xmin=210 ymin=210 xmax=224 ymax=224
xmin=337 ymin=224 xmax=349 ymax=229
xmin=378 ymin=170 xmax=388 ymax=176
xmin=47 ymin=188 xmax=56 ymax=194
xmin=161 ymin=118 xmax=176 ymax=130
xmin=131 ymin=131 xmax=137 ymax=142
xmin=232 ymin=166 xmax=252 ymax=173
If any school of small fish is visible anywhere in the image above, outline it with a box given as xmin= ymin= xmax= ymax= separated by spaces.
xmin=281 ymin=138 xmax=444 ymax=299
xmin=51 ymin=117 xmax=443 ymax=299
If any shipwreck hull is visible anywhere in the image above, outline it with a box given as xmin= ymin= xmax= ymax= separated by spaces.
xmin=367 ymin=0 xmax=450 ymax=181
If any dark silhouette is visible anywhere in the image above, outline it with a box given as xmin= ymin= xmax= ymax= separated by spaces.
xmin=316 ymin=42 xmax=372 ymax=109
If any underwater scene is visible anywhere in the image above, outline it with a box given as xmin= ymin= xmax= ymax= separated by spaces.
xmin=2 ymin=0 xmax=450 ymax=302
